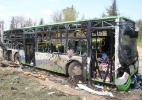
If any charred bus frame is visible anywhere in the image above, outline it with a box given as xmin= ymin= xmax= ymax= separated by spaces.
xmin=2 ymin=16 xmax=139 ymax=90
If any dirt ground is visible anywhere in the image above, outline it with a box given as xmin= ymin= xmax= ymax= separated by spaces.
xmin=0 ymin=66 xmax=107 ymax=100
xmin=138 ymin=46 xmax=142 ymax=60
xmin=0 ymin=68 xmax=82 ymax=100
xmin=0 ymin=46 xmax=142 ymax=100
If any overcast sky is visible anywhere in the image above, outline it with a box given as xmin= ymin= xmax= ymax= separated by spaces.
xmin=0 ymin=0 xmax=142 ymax=29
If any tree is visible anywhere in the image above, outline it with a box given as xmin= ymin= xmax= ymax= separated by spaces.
xmin=136 ymin=19 xmax=142 ymax=41
xmin=10 ymin=17 xmax=16 ymax=29
xmin=51 ymin=11 xmax=63 ymax=22
xmin=39 ymin=18 xmax=44 ymax=25
xmin=10 ymin=16 xmax=25 ymax=29
xmin=14 ymin=16 xmax=25 ymax=28
xmin=50 ymin=5 xmax=78 ymax=22
xmin=101 ymin=12 xmax=106 ymax=17
xmin=0 ymin=21 xmax=4 ymax=31
xmin=81 ymin=14 xmax=85 ymax=20
xmin=0 ymin=21 xmax=4 ymax=39
xmin=136 ymin=19 xmax=142 ymax=35
xmin=9 ymin=16 xmax=37 ymax=29
xmin=62 ymin=5 xmax=78 ymax=21
xmin=23 ymin=18 xmax=37 ymax=27
xmin=24 ymin=18 xmax=33 ymax=27
xmin=102 ymin=0 xmax=118 ymax=17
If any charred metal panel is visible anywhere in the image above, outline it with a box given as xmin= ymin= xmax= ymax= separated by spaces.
xmin=118 ymin=18 xmax=138 ymax=67
xmin=115 ymin=18 xmax=121 ymax=70
xmin=35 ymin=52 xmax=69 ymax=74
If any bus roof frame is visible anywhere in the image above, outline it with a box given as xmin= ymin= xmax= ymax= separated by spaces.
xmin=3 ymin=16 xmax=134 ymax=33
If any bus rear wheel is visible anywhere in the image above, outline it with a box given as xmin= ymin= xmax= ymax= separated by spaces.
xmin=68 ymin=62 xmax=83 ymax=78
xmin=14 ymin=53 xmax=21 ymax=64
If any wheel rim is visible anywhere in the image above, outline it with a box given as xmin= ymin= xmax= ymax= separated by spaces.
xmin=72 ymin=65 xmax=82 ymax=76
xmin=15 ymin=54 xmax=21 ymax=64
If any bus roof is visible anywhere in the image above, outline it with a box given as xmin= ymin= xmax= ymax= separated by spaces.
xmin=4 ymin=16 xmax=134 ymax=32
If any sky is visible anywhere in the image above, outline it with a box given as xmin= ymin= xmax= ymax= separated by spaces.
xmin=0 ymin=0 xmax=142 ymax=30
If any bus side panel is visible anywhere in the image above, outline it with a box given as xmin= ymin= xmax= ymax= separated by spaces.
xmin=19 ymin=50 xmax=26 ymax=64
xmin=86 ymin=57 xmax=91 ymax=78
xmin=35 ymin=52 xmax=69 ymax=74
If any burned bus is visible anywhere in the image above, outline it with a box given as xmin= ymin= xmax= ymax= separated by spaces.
xmin=2 ymin=16 xmax=139 ymax=90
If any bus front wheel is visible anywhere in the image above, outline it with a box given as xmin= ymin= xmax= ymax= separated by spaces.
xmin=14 ymin=53 xmax=21 ymax=64
xmin=68 ymin=61 xmax=83 ymax=78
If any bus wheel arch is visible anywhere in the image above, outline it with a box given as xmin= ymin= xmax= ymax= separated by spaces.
xmin=66 ymin=60 xmax=83 ymax=78
xmin=14 ymin=52 xmax=21 ymax=64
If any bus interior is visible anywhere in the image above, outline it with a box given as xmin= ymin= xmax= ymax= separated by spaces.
xmin=90 ymin=29 xmax=115 ymax=83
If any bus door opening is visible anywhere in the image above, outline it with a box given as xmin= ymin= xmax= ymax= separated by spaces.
xmin=25 ymin=34 xmax=35 ymax=65
xmin=91 ymin=30 xmax=115 ymax=83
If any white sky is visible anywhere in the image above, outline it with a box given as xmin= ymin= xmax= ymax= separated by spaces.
xmin=0 ymin=0 xmax=142 ymax=30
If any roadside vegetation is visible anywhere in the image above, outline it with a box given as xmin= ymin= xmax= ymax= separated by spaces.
xmin=136 ymin=19 xmax=142 ymax=47
xmin=138 ymin=38 xmax=142 ymax=47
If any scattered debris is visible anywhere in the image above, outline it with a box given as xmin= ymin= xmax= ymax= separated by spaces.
xmin=94 ymin=85 xmax=104 ymax=89
xmin=49 ymin=85 xmax=54 ymax=90
xmin=11 ymin=87 xmax=17 ymax=91
xmin=1 ymin=61 xmax=20 ymax=67
xmin=48 ymin=92 xmax=56 ymax=95
xmin=131 ymin=74 xmax=141 ymax=89
xmin=77 ymin=84 xmax=114 ymax=97
xmin=2 ymin=74 xmax=8 ymax=77
xmin=78 ymin=81 xmax=83 ymax=84
xmin=25 ymin=87 xmax=30 ymax=90
xmin=14 ymin=76 xmax=20 ymax=83
xmin=38 ymin=85 xmax=47 ymax=90
xmin=120 ymin=91 xmax=125 ymax=94
xmin=24 ymin=71 xmax=46 ymax=80
xmin=83 ymin=97 xmax=86 ymax=100
xmin=64 ymin=85 xmax=69 ymax=87
xmin=39 ymin=71 xmax=47 ymax=75
xmin=75 ymin=86 xmax=81 ymax=90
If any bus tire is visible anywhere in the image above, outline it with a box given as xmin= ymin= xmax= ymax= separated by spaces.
xmin=68 ymin=61 xmax=83 ymax=78
xmin=14 ymin=53 xmax=21 ymax=64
